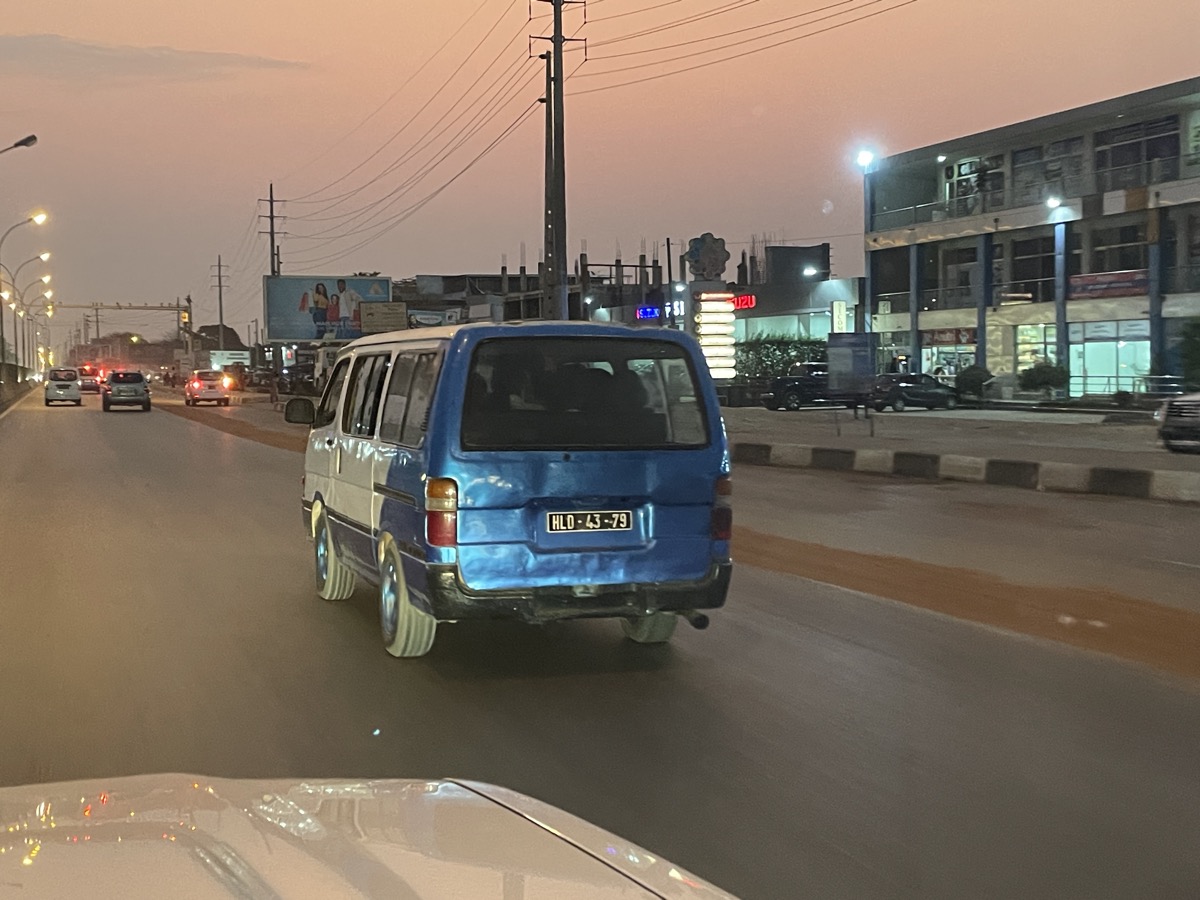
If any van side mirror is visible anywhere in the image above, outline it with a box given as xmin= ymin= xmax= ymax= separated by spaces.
xmin=284 ymin=397 xmax=316 ymax=425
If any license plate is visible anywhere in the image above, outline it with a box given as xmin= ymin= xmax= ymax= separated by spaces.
xmin=546 ymin=511 xmax=633 ymax=533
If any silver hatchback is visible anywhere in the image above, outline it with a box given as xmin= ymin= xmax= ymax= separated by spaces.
xmin=102 ymin=370 xmax=152 ymax=412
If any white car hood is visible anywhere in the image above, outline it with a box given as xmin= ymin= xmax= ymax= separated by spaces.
xmin=0 ymin=774 xmax=733 ymax=899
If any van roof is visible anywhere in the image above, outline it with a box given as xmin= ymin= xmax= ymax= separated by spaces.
xmin=343 ymin=320 xmax=689 ymax=352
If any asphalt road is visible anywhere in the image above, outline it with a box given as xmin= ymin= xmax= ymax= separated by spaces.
xmin=3 ymin=394 xmax=1199 ymax=899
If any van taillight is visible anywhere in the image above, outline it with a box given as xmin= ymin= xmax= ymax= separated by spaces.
xmin=426 ymin=478 xmax=458 ymax=547
xmin=711 ymin=476 xmax=732 ymax=541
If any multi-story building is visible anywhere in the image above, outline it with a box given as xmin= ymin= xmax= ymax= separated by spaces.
xmin=864 ymin=77 xmax=1200 ymax=394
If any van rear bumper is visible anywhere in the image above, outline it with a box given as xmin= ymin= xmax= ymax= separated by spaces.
xmin=423 ymin=562 xmax=732 ymax=624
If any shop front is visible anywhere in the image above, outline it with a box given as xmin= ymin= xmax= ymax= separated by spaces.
xmin=1066 ymin=319 xmax=1151 ymax=396
xmin=921 ymin=327 xmax=977 ymax=378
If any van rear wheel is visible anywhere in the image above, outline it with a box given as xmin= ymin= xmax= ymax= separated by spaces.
xmin=621 ymin=612 xmax=677 ymax=644
xmin=379 ymin=543 xmax=436 ymax=658
xmin=314 ymin=510 xmax=355 ymax=601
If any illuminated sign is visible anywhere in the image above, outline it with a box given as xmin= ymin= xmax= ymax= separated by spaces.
xmin=732 ymin=294 xmax=757 ymax=310
xmin=635 ymin=306 xmax=661 ymax=320
xmin=692 ymin=292 xmax=737 ymax=381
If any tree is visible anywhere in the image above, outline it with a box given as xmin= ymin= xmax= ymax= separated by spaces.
xmin=1019 ymin=363 xmax=1069 ymax=397
xmin=956 ymin=364 xmax=993 ymax=399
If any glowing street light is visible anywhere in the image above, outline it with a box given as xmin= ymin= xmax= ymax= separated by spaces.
xmin=1046 ymin=196 xmax=1063 ymax=210
xmin=0 ymin=212 xmax=49 ymax=365
xmin=856 ymin=149 xmax=875 ymax=170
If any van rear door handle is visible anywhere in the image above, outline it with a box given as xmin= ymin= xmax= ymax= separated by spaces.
xmin=325 ymin=438 xmax=336 ymax=447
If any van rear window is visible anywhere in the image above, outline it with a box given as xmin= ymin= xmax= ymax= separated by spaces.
xmin=49 ymin=369 xmax=78 ymax=382
xmin=461 ymin=338 xmax=709 ymax=451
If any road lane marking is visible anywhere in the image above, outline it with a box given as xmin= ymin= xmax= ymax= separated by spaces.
xmin=1154 ymin=558 xmax=1200 ymax=571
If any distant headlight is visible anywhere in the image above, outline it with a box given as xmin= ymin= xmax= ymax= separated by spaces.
xmin=1154 ymin=403 xmax=1167 ymax=423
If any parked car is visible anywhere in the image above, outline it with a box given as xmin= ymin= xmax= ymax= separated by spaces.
xmin=185 ymin=369 xmax=232 ymax=406
xmin=102 ymin=370 xmax=151 ymax=412
xmin=285 ymin=322 xmax=732 ymax=658
xmin=871 ymin=373 xmax=959 ymax=412
xmin=44 ymin=367 xmax=82 ymax=406
xmin=1158 ymin=391 xmax=1200 ymax=453
xmin=761 ymin=361 xmax=862 ymax=410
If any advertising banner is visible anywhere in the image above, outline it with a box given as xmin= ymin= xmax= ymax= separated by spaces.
xmin=1068 ymin=270 xmax=1148 ymax=299
xmin=264 ymin=275 xmax=391 ymax=342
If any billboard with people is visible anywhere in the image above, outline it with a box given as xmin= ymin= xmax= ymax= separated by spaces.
xmin=263 ymin=275 xmax=392 ymax=342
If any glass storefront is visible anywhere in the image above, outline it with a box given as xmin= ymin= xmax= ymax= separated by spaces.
xmin=1067 ymin=319 xmax=1151 ymax=396
xmin=1016 ymin=324 xmax=1058 ymax=369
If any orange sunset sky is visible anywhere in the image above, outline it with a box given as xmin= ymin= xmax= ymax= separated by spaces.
xmin=2 ymin=0 xmax=1197 ymax=339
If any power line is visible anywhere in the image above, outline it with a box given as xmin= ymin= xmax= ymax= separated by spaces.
xmin=571 ymin=0 xmax=917 ymax=95
xmin=288 ymin=50 xmax=532 ymax=226
xmin=277 ymin=0 xmax=497 ymax=185
xmin=580 ymin=0 xmax=879 ymax=75
xmin=284 ymin=0 xmax=526 ymax=204
xmin=589 ymin=0 xmax=765 ymax=48
xmin=587 ymin=0 xmax=855 ymax=60
xmin=288 ymin=59 xmax=541 ymax=242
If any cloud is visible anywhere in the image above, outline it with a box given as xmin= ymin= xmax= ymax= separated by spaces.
xmin=0 ymin=34 xmax=306 ymax=82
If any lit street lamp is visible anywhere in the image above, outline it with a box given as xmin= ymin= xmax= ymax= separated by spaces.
xmin=0 ymin=212 xmax=49 ymax=367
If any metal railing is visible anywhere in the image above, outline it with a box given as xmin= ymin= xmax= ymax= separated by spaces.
xmin=1069 ymin=374 xmax=1184 ymax=398
xmin=871 ymin=158 xmax=1185 ymax=232
xmin=919 ymin=286 xmax=974 ymax=310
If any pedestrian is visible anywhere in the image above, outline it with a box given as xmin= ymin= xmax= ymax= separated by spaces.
xmin=269 ymin=370 xmax=279 ymax=405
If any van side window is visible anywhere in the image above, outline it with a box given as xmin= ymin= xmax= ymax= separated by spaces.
xmin=356 ymin=355 xmax=391 ymax=437
xmin=341 ymin=354 xmax=388 ymax=436
xmin=315 ymin=359 xmax=350 ymax=428
xmin=378 ymin=354 xmax=418 ymax=444
xmin=399 ymin=353 xmax=439 ymax=447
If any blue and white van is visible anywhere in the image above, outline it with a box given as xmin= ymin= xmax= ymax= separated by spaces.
xmin=285 ymin=322 xmax=732 ymax=658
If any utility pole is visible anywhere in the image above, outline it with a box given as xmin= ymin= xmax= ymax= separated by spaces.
xmin=534 ymin=0 xmax=583 ymax=320
xmin=550 ymin=0 xmax=569 ymax=320
xmin=211 ymin=256 xmax=228 ymax=350
xmin=185 ymin=294 xmax=194 ymax=365
xmin=540 ymin=51 xmax=554 ymax=320
xmin=260 ymin=183 xmax=282 ymax=276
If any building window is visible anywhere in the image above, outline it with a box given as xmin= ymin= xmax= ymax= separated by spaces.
xmin=1015 ymin=324 xmax=1058 ymax=370
xmin=1091 ymin=223 xmax=1147 ymax=272
xmin=1009 ymin=237 xmax=1056 ymax=302
xmin=1012 ymin=138 xmax=1083 ymax=206
xmin=947 ymin=156 xmax=1005 ymax=216
xmin=1094 ymin=115 xmax=1180 ymax=191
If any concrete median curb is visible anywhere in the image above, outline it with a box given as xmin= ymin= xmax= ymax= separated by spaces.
xmin=732 ymin=441 xmax=1200 ymax=505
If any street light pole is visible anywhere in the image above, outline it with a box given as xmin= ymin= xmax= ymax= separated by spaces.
xmin=0 ymin=135 xmax=37 ymax=156
xmin=0 ymin=213 xmax=48 ymax=367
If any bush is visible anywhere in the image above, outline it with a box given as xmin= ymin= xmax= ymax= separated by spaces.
xmin=1112 ymin=390 xmax=1134 ymax=408
xmin=734 ymin=334 xmax=827 ymax=382
xmin=956 ymin=364 xmax=993 ymax=399
xmin=1018 ymin=363 xmax=1069 ymax=394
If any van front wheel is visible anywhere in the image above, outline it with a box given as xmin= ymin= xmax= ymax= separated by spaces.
xmin=379 ymin=543 xmax=436 ymax=658
xmin=621 ymin=612 xmax=677 ymax=644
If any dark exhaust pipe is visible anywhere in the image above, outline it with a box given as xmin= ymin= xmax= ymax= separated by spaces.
xmin=680 ymin=611 xmax=710 ymax=630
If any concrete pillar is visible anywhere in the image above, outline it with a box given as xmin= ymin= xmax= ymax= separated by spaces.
xmin=861 ymin=248 xmax=873 ymax=334
xmin=974 ymin=233 xmax=993 ymax=367
xmin=1148 ymin=208 xmax=1165 ymax=373
xmin=908 ymin=243 xmax=922 ymax=372
xmin=1054 ymin=222 xmax=1070 ymax=368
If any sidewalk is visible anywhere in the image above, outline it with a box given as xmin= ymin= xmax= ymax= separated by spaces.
xmin=725 ymin=407 xmax=1200 ymax=504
